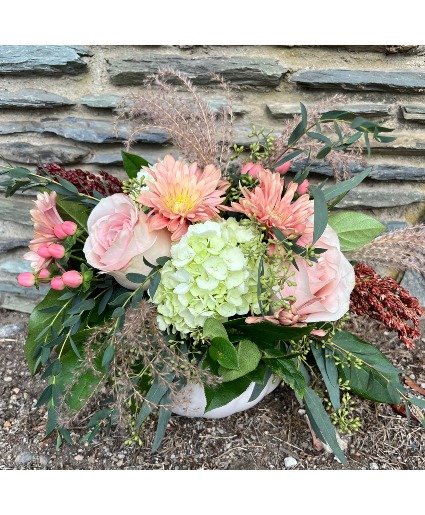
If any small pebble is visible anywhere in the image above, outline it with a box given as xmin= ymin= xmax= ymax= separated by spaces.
xmin=410 ymin=374 xmax=416 ymax=380
xmin=298 ymin=409 xmax=306 ymax=416
xmin=0 ymin=324 xmax=23 ymax=338
xmin=421 ymin=383 xmax=425 ymax=390
xmin=74 ymin=455 xmax=84 ymax=461
xmin=117 ymin=453 xmax=125 ymax=459
xmin=15 ymin=451 xmax=33 ymax=466
xmin=39 ymin=455 xmax=49 ymax=467
xmin=116 ymin=460 xmax=124 ymax=467
xmin=12 ymin=388 xmax=20 ymax=394
xmin=284 ymin=456 xmax=297 ymax=468
xmin=369 ymin=462 xmax=379 ymax=470
xmin=4 ymin=377 xmax=12 ymax=382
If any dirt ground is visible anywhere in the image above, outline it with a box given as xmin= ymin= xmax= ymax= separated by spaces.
xmin=1 ymin=307 xmax=424 ymax=470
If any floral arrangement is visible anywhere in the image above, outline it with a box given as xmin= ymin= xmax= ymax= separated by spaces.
xmin=2 ymin=70 xmax=424 ymax=464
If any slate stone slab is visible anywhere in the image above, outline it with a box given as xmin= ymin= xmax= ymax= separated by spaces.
xmin=0 ymin=142 xmax=89 ymax=164
xmin=80 ymin=94 xmax=123 ymax=109
xmin=338 ymin=185 xmax=425 ymax=209
xmin=0 ymin=89 xmax=75 ymax=109
xmin=291 ymin=69 xmax=425 ymax=93
xmin=108 ymin=55 xmax=287 ymax=87
xmin=267 ymin=102 xmax=392 ymax=119
xmin=0 ymin=46 xmax=87 ymax=76
xmin=0 ymin=117 xmax=170 ymax=144
xmin=401 ymin=105 xmax=425 ymax=123
xmin=0 ymin=195 xmax=35 ymax=226
xmin=292 ymin=161 xmax=425 ymax=181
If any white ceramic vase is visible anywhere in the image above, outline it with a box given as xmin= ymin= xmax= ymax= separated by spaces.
xmin=171 ymin=375 xmax=281 ymax=419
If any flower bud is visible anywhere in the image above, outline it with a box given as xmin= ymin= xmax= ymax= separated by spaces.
xmin=37 ymin=245 xmax=51 ymax=258
xmin=61 ymin=270 xmax=83 ymax=288
xmin=48 ymin=244 xmax=65 ymax=259
xmin=51 ymin=277 xmax=65 ymax=290
xmin=53 ymin=224 xmax=68 ymax=239
xmin=38 ymin=269 xmax=51 ymax=280
xmin=275 ymin=161 xmax=291 ymax=175
xmin=296 ymin=179 xmax=309 ymax=195
xmin=17 ymin=272 xmax=35 ymax=287
xmin=62 ymin=221 xmax=78 ymax=236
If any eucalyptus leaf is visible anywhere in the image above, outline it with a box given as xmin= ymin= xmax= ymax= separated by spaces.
xmin=121 ymin=150 xmax=150 ymax=179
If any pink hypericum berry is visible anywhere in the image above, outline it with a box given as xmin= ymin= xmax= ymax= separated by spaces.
xmin=61 ymin=221 xmax=77 ymax=236
xmin=53 ymin=224 xmax=68 ymax=239
xmin=38 ymin=269 xmax=51 ymax=279
xmin=51 ymin=277 xmax=65 ymax=290
xmin=17 ymin=272 xmax=35 ymax=287
xmin=275 ymin=161 xmax=291 ymax=175
xmin=37 ymin=245 xmax=51 ymax=258
xmin=296 ymin=179 xmax=309 ymax=195
xmin=48 ymin=244 xmax=65 ymax=259
xmin=241 ymin=162 xmax=263 ymax=180
xmin=61 ymin=270 xmax=83 ymax=288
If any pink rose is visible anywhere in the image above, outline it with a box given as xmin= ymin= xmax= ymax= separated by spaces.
xmin=278 ymin=225 xmax=355 ymax=322
xmin=83 ymin=193 xmax=171 ymax=290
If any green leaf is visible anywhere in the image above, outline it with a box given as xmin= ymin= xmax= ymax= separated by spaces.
xmin=310 ymin=343 xmax=340 ymax=410
xmin=204 ymin=376 xmax=251 ymax=413
xmin=203 ymin=318 xmax=229 ymax=341
xmin=58 ymin=427 xmax=73 ymax=445
xmin=311 ymin=187 xmax=328 ymax=244
xmin=151 ymin=391 xmax=173 ymax=452
xmin=273 ymin=149 xmax=305 ymax=170
xmin=46 ymin=406 xmax=58 ymax=437
xmin=209 ymin=337 xmax=239 ymax=370
xmin=36 ymin=384 xmax=54 ymax=407
xmin=102 ymin=344 xmax=115 ymax=368
xmin=328 ymin=211 xmax=386 ymax=251
xmin=288 ymin=120 xmax=307 ymax=147
xmin=26 ymin=289 xmax=73 ymax=374
xmin=303 ymin=386 xmax=347 ymax=465
xmin=323 ymin=167 xmax=371 ymax=202
xmin=248 ymin=367 xmax=273 ymax=402
xmin=56 ymin=195 xmax=90 ymax=229
xmin=307 ymin=131 xmax=331 ymax=144
xmin=224 ymin=319 xmax=314 ymax=347
xmin=320 ymin=110 xmax=357 ymax=123
xmin=111 ymin=306 xmax=125 ymax=318
xmin=6 ymin=167 xmax=31 ymax=179
xmin=219 ymin=339 xmax=261 ymax=382
xmin=316 ymin=145 xmax=332 ymax=159
xmin=125 ymin=273 xmax=146 ymax=284
xmin=121 ymin=150 xmax=150 ymax=179
xmin=135 ymin=373 xmax=174 ymax=430
xmin=332 ymin=331 xmax=402 ymax=403
xmin=87 ymin=408 xmax=114 ymax=429
xmin=263 ymin=357 xmax=306 ymax=398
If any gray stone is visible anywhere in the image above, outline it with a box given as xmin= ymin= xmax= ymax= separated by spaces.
xmin=0 ymin=195 xmax=34 ymax=226
xmin=0 ymin=239 xmax=30 ymax=251
xmin=0 ymin=323 xmax=24 ymax=338
xmin=108 ymin=55 xmax=287 ymax=87
xmin=15 ymin=451 xmax=34 ymax=466
xmin=338 ymin=185 xmax=425 ymax=209
xmin=401 ymin=105 xmax=425 ymax=123
xmin=0 ymin=46 xmax=87 ymax=76
xmin=267 ymin=102 xmax=392 ymax=119
xmin=401 ymin=270 xmax=425 ymax=307
xmin=0 ymin=117 xmax=170 ymax=144
xmin=0 ymin=142 xmax=89 ymax=165
xmin=208 ymin=99 xmax=249 ymax=116
xmin=80 ymin=94 xmax=123 ymax=109
xmin=291 ymin=69 xmax=425 ymax=93
xmin=292 ymin=161 xmax=425 ymax=181
xmin=86 ymin=149 xmax=166 ymax=166
xmin=284 ymin=456 xmax=297 ymax=468
xmin=0 ymin=89 xmax=75 ymax=108
xmin=384 ymin=221 xmax=408 ymax=233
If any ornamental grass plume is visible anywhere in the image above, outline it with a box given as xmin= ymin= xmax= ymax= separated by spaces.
xmin=346 ymin=224 xmax=425 ymax=272
xmin=229 ymin=166 xmax=314 ymax=239
xmin=350 ymin=263 xmax=424 ymax=349
xmin=137 ymin=155 xmax=229 ymax=241
xmin=118 ymin=69 xmax=234 ymax=172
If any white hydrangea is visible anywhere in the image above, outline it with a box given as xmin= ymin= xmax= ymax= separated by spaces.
xmin=153 ymin=218 xmax=263 ymax=334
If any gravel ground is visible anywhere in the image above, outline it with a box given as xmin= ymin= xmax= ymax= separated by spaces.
xmin=1 ymin=308 xmax=424 ymax=470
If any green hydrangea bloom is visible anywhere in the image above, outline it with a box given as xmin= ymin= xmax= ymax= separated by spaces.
xmin=153 ymin=218 xmax=264 ymax=334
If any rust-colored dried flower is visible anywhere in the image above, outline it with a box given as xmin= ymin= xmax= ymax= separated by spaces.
xmin=38 ymin=163 xmax=123 ymax=196
xmin=350 ymin=263 xmax=423 ymax=349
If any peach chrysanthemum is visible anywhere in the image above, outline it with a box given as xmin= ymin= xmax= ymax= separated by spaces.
xmin=24 ymin=191 xmax=64 ymax=271
xmin=137 ymin=155 xmax=229 ymax=241
xmin=230 ymin=167 xmax=314 ymax=239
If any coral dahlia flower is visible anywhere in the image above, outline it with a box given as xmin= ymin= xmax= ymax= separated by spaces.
xmin=230 ymin=167 xmax=314 ymax=239
xmin=137 ymin=155 xmax=229 ymax=241
xmin=24 ymin=191 xmax=65 ymax=272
